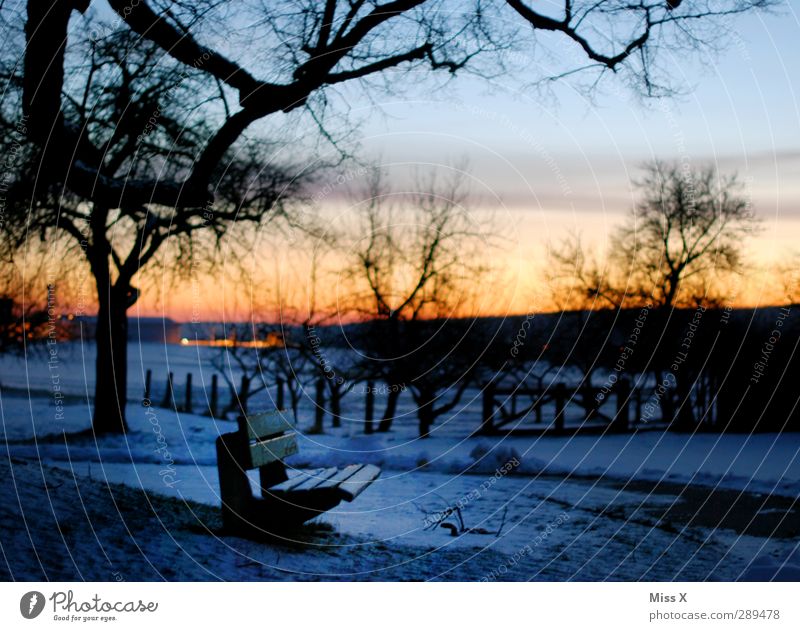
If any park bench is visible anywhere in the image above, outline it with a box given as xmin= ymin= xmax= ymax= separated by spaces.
xmin=216 ymin=409 xmax=380 ymax=536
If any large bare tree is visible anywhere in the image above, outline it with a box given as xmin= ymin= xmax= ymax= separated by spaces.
xmin=0 ymin=0 xmax=772 ymax=433
xmin=550 ymin=161 xmax=758 ymax=428
xmin=615 ymin=162 xmax=758 ymax=308
xmin=343 ymin=167 xmax=491 ymax=435
xmin=550 ymin=162 xmax=758 ymax=310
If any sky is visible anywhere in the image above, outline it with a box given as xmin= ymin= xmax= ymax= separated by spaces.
xmin=140 ymin=3 xmax=800 ymax=321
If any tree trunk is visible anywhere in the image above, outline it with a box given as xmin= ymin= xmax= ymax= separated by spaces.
xmin=417 ymin=389 xmax=435 ymax=439
xmin=364 ymin=382 xmax=375 ymax=434
xmin=238 ymin=375 xmax=251 ymax=415
xmin=289 ymin=386 xmax=301 ymax=424
xmin=330 ymin=384 xmax=341 ymax=428
xmin=311 ymin=378 xmax=325 ymax=434
xmin=92 ymin=282 xmax=130 ymax=434
xmin=656 ymin=370 xmax=675 ymax=425
xmin=673 ymin=372 xmax=696 ymax=431
xmin=378 ymin=386 xmax=400 ymax=432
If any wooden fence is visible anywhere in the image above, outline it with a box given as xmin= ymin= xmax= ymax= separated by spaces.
xmin=142 ymin=368 xmax=656 ymax=436
xmin=141 ymin=369 xmax=375 ymax=429
xmin=478 ymin=378 xmax=651 ymax=435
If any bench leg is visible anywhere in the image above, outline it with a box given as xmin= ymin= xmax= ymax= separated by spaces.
xmin=216 ymin=435 xmax=253 ymax=534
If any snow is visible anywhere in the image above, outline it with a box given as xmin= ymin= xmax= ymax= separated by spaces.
xmin=3 ymin=341 xmax=800 ymax=580
xmin=741 ymin=548 xmax=800 ymax=581
xmin=3 ymin=342 xmax=799 ymax=497
xmin=3 ymin=391 xmax=799 ymax=497
xmin=0 ymin=393 xmax=92 ymax=440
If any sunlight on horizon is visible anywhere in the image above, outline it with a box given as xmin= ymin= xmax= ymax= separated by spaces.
xmin=131 ymin=200 xmax=800 ymax=324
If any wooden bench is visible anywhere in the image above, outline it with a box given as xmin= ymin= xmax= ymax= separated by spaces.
xmin=216 ymin=409 xmax=380 ymax=536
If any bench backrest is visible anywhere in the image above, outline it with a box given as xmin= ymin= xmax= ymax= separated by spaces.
xmin=235 ymin=410 xmax=298 ymax=469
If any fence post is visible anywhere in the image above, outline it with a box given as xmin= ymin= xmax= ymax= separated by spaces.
xmin=144 ymin=369 xmax=152 ymax=402
xmin=239 ymin=375 xmax=250 ymax=415
xmin=209 ymin=374 xmax=218 ymax=418
xmin=480 ymin=382 xmax=496 ymax=434
xmin=161 ymin=372 xmax=174 ymax=409
xmin=553 ymin=383 xmax=566 ymax=433
xmin=614 ymin=377 xmax=630 ymax=432
xmin=365 ymin=381 xmax=375 ymax=434
xmin=184 ymin=372 xmax=193 ymax=413
xmin=312 ymin=378 xmax=325 ymax=433
xmin=276 ymin=378 xmax=285 ymax=410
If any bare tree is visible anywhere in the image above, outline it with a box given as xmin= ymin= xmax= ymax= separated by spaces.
xmin=201 ymin=238 xmax=362 ymax=430
xmin=209 ymin=324 xmax=274 ymax=418
xmin=266 ymin=245 xmax=364 ymax=432
xmin=550 ymin=161 xmax=758 ymax=428
xmin=505 ymin=0 xmax=775 ymax=95
xmin=551 ymin=162 xmax=758 ymax=311
xmin=549 ymin=232 xmax=624 ymax=311
xmin=2 ymin=25 xmax=302 ymax=432
xmin=776 ymin=256 xmax=800 ymax=305
xmin=261 ymin=337 xmax=319 ymax=424
xmin=614 ymin=162 xmax=758 ymax=309
xmin=545 ymin=232 xmax=633 ymax=415
xmin=344 ymin=167 xmax=490 ymax=435
xmin=0 ymin=0 xmax=773 ymax=433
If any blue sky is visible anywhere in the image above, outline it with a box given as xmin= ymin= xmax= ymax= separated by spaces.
xmin=350 ymin=4 xmax=800 ymax=218
xmin=142 ymin=2 xmax=800 ymax=317
xmin=282 ymin=3 xmax=796 ymax=313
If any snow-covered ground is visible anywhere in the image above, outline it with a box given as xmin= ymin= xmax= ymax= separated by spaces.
xmin=0 ymin=341 xmax=596 ymax=435
xmin=4 ymin=391 xmax=799 ymax=497
xmin=3 ymin=339 xmax=800 ymax=580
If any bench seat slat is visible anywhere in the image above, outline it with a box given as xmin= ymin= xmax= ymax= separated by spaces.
xmin=272 ymin=465 xmax=362 ymax=494
xmin=269 ymin=465 xmax=380 ymax=497
xmin=335 ymin=464 xmax=381 ymax=501
xmin=269 ymin=467 xmax=342 ymax=494
xmin=268 ymin=469 xmax=322 ymax=493
xmin=292 ymin=467 xmax=341 ymax=491
xmin=248 ymin=432 xmax=298 ymax=468
xmin=313 ymin=464 xmax=364 ymax=491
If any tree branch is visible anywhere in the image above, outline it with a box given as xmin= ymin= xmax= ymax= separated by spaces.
xmin=107 ymin=0 xmax=271 ymax=103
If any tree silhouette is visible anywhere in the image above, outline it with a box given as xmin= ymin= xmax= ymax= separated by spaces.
xmin=614 ymin=162 xmax=758 ymax=308
xmin=344 ymin=168 xmax=490 ymax=435
xmin=551 ymin=162 xmax=758 ymax=428
xmin=0 ymin=0 xmax=773 ymax=433
xmin=552 ymin=162 xmax=758 ymax=311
